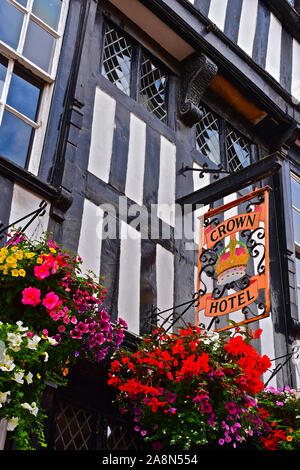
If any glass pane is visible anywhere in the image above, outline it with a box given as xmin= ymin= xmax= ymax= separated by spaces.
xmin=296 ymin=256 xmax=300 ymax=287
xmin=6 ymin=70 xmax=40 ymax=120
xmin=32 ymin=0 xmax=62 ymax=30
xmin=139 ymin=53 xmax=168 ymax=123
xmin=291 ymin=175 xmax=300 ymax=210
xmin=0 ymin=0 xmax=24 ymax=49
xmin=226 ymin=127 xmax=251 ymax=172
xmin=293 ymin=208 xmax=300 ymax=245
xmin=0 ymin=110 xmax=33 ymax=167
xmin=0 ymin=60 xmax=7 ymax=98
xmin=102 ymin=24 xmax=132 ymax=96
xmin=22 ymin=20 xmax=56 ymax=72
xmin=196 ymin=106 xmax=220 ymax=165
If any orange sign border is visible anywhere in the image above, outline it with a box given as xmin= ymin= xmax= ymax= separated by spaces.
xmin=196 ymin=186 xmax=271 ymax=332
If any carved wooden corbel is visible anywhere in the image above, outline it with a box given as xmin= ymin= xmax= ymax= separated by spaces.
xmin=178 ymin=53 xmax=218 ymax=127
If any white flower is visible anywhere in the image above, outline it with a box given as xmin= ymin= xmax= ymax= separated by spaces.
xmin=7 ymin=417 xmax=19 ymax=431
xmin=0 ymin=354 xmax=15 ymax=372
xmin=7 ymin=333 xmax=22 ymax=352
xmin=0 ymin=391 xmax=10 ymax=404
xmin=24 ymin=372 xmax=33 ymax=384
xmin=21 ymin=402 xmax=38 ymax=417
xmin=13 ymin=371 xmax=24 ymax=384
xmin=42 ymin=352 xmax=49 ymax=362
xmin=47 ymin=337 xmax=58 ymax=346
xmin=26 ymin=335 xmax=41 ymax=350
xmin=16 ymin=321 xmax=28 ymax=333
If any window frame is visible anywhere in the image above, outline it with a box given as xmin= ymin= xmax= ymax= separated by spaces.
xmin=0 ymin=0 xmax=69 ymax=174
xmin=291 ymin=171 xmax=300 ymax=314
xmin=195 ymin=102 xmax=256 ymax=174
xmin=100 ymin=18 xmax=172 ymax=127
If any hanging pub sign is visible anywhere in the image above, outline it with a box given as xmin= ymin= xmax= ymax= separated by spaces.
xmin=196 ymin=186 xmax=270 ymax=332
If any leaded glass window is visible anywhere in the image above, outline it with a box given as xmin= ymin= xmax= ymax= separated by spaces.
xmin=101 ymin=21 xmax=170 ymax=124
xmin=195 ymin=104 xmax=252 ymax=173
xmin=102 ymin=24 xmax=132 ymax=95
xmin=226 ymin=126 xmax=251 ymax=172
xmin=139 ymin=53 xmax=168 ymax=123
xmin=54 ymin=401 xmax=94 ymax=450
xmin=195 ymin=106 xmax=220 ymax=165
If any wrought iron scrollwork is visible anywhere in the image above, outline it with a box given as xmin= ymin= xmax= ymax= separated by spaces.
xmin=0 ymin=200 xmax=48 ymax=241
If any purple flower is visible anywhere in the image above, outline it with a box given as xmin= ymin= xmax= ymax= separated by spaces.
xmin=117 ymin=318 xmax=128 ymax=329
xmin=141 ymin=430 xmax=147 ymax=437
xmin=201 ymin=402 xmax=213 ymax=414
xmin=276 ymin=401 xmax=284 ymax=406
xmin=225 ymin=402 xmax=239 ymax=415
xmin=166 ymin=391 xmax=176 ymax=403
xmin=219 ymin=439 xmax=225 ymax=445
xmin=134 ymin=426 xmax=140 ymax=432
xmin=152 ymin=441 xmax=162 ymax=450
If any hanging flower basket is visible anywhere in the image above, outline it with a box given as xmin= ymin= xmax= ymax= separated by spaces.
xmin=108 ymin=324 xmax=300 ymax=450
xmin=0 ymin=231 xmax=127 ymax=449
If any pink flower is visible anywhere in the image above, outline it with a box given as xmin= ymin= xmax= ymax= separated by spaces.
xmin=42 ymin=292 xmax=60 ymax=310
xmin=34 ymin=264 xmax=50 ymax=280
xmin=42 ymin=329 xmax=48 ymax=337
xmin=22 ymin=287 xmax=41 ymax=307
xmin=58 ymin=325 xmax=66 ymax=333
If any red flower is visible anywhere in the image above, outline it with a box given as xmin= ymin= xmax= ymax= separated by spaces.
xmin=34 ymin=263 xmax=50 ymax=280
xmin=22 ymin=287 xmax=41 ymax=307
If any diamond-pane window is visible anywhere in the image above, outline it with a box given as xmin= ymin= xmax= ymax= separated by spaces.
xmin=226 ymin=126 xmax=251 ymax=172
xmin=102 ymin=24 xmax=132 ymax=95
xmin=54 ymin=401 xmax=94 ymax=450
xmin=139 ymin=53 xmax=168 ymax=123
xmin=106 ymin=419 xmax=141 ymax=450
xmin=101 ymin=22 xmax=170 ymax=124
xmin=195 ymin=106 xmax=220 ymax=165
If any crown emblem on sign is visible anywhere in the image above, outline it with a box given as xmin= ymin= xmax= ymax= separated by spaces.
xmin=215 ymin=239 xmax=250 ymax=285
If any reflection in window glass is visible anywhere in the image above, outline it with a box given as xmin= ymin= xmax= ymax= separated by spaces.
xmin=0 ymin=61 xmax=7 ymax=98
xmin=196 ymin=107 xmax=220 ymax=165
xmin=22 ymin=20 xmax=56 ymax=72
xmin=139 ymin=53 xmax=168 ymax=123
xmin=6 ymin=71 xmax=40 ymax=120
xmin=296 ymin=256 xmax=300 ymax=286
xmin=291 ymin=175 xmax=300 ymax=209
xmin=102 ymin=24 xmax=132 ymax=96
xmin=293 ymin=208 xmax=300 ymax=246
xmin=16 ymin=0 xmax=27 ymax=6
xmin=32 ymin=0 xmax=62 ymax=30
xmin=0 ymin=110 xmax=33 ymax=167
xmin=0 ymin=0 xmax=24 ymax=50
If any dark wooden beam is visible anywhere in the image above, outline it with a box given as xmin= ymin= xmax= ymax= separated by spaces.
xmin=176 ymin=152 xmax=284 ymax=208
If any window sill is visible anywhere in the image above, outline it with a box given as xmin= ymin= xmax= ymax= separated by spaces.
xmin=0 ymin=154 xmax=73 ymax=221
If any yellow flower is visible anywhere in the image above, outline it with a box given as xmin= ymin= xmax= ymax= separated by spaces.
xmin=49 ymin=247 xmax=56 ymax=254
xmin=15 ymin=251 xmax=23 ymax=260
xmin=18 ymin=269 xmax=26 ymax=277
xmin=36 ymin=373 xmax=41 ymax=379
xmin=6 ymin=255 xmax=16 ymax=264
xmin=25 ymin=252 xmax=35 ymax=259
xmin=287 ymin=436 xmax=293 ymax=442
xmin=0 ymin=257 xmax=4 ymax=264
xmin=62 ymin=368 xmax=69 ymax=377
xmin=11 ymin=269 xmax=19 ymax=277
xmin=36 ymin=257 xmax=43 ymax=264
xmin=0 ymin=247 xmax=7 ymax=255
xmin=288 ymin=428 xmax=293 ymax=433
xmin=10 ymin=246 xmax=18 ymax=252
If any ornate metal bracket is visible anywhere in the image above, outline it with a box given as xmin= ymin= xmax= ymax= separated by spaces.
xmin=179 ymin=162 xmax=234 ymax=179
xmin=178 ymin=53 xmax=218 ymax=127
xmin=0 ymin=200 xmax=48 ymax=241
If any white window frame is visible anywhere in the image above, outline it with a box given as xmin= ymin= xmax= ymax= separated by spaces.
xmin=0 ymin=0 xmax=69 ymax=174
xmin=291 ymin=172 xmax=300 ymax=315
